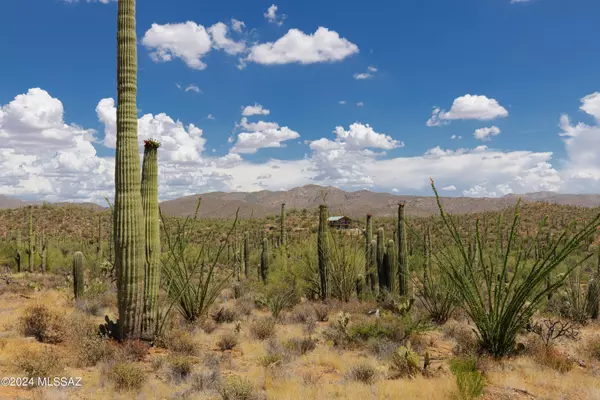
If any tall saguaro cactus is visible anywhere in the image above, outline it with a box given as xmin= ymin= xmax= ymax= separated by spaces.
xmin=73 ymin=251 xmax=85 ymax=300
xmin=385 ymin=240 xmax=397 ymax=292
xmin=376 ymin=228 xmax=385 ymax=290
xmin=141 ymin=139 xmax=160 ymax=338
xmin=14 ymin=230 xmax=22 ymax=273
xmin=397 ymin=203 xmax=409 ymax=296
xmin=114 ymin=0 xmax=145 ymax=340
xmin=261 ymin=237 xmax=269 ymax=284
xmin=280 ymin=203 xmax=287 ymax=248
xmin=41 ymin=232 xmax=47 ymax=274
xmin=26 ymin=206 xmax=36 ymax=272
xmin=243 ymin=231 xmax=249 ymax=278
xmin=365 ymin=214 xmax=373 ymax=292
xmin=318 ymin=205 xmax=330 ymax=300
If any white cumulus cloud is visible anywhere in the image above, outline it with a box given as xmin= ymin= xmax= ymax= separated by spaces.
xmin=427 ymin=95 xmax=509 ymax=127
xmin=241 ymin=103 xmax=270 ymax=116
xmin=474 ymin=126 xmax=501 ymax=141
xmin=246 ymin=27 xmax=359 ymax=65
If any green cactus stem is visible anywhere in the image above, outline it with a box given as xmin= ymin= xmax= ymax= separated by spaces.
xmin=14 ymin=230 xmax=22 ymax=273
xmin=370 ymin=239 xmax=377 ymax=294
xmin=365 ymin=214 xmax=373 ymax=293
xmin=73 ymin=251 xmax=84 ymax=300
xmin=318 ymin=205 xmax=330 ymax=300
xmin=41 ymin=232 xmax=47 ymax=274
xmin=280 ymin=203 xmax=287 ymax=248
xmin=141 ymin=139 xmax=160 ymax=338
xmin=377 ymin=228 xmax=385 ymax=290
xmin=385 ymin=239 xmax=397 ymax=293
xmin=26 ymin=206 xmax=36 ymax=272
xmin=114 ymin=0 xmax=145 ymax=340
xmin=261 ymin=237 xmax=269 ymax=284
xmin=244 ymin=231 xmax=249 ymax=278
xmin=397 ymin=203 xmax=409 ymax=297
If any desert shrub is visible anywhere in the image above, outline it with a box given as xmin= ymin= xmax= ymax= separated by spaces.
xmin=250 ymin=317 xmax=276 ymax=340
xmin=585 ymin=335 xmax=600 ymax=361
xmin=212 ymin=306 xmax=237 ymax=324
xmin=151 ymin=355 xmax=166 ymax=371
xmin=389 ymin=341 xmax=420 ymax=378
xmin=190 ymin=368 xmax=221 ymax=392
xmin=526 ymin=318 xmax=580 ymax=347
xmin=323 ymin=311 xmax=352 ymax=348
xmin=220 ymin=376 xmax=255 ymax=400
xmin=108 ymin=362 xmax=146 ymax=392
xmin=289 ymin=303 xmax=314 ymax=323
xmin=118 ymin=339 xmax=148 ymax=362
xmin=218 ymin=331 xmax=239 ymax=351
xmin=284 ymin=337 xmax=317 ymax=356
xmin=19 ymin=304 xmax=66 ymax=344
xmin=313 ymin=303 xmax=330 ymax=322
xmin=169 ymin=356 xmax=194 ymax=383
xmin=430 ymin=180 xmax=600 ymax=357
xmin=367 ymin=338 xmax=398 ymax=360
xmin=13 ymin=347 xmax=64 ymax=379
xmin=201 ymin=318 xmax=218 ymax=334
xmin=64 ymin=313 xmax=117 ymax=367
xmin=156 ymin=329 xmax=199 ymax=356
xmin=345 ymin=362 xmax=378 ymax=385
xmin=444 ymin=321 xmax=479 ymax=356
xmin=530 ymin=342 xmax=573 ymax=373
xmin=234 ymin=300 xmax=254 ymax=317
xmin=449 ymin=357 xmax=485 ymax=400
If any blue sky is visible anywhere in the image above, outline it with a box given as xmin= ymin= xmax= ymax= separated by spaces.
xmin=0 ymin=0 xmax=599 ymax=202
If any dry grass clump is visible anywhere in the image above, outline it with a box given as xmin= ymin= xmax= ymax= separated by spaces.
xmin=201 ymin=318 xmax=218 ymax=334
xmin=345 ymin=362 xmax=379 ymax=385
xmin=220 ymin=375 xmax=256 ymax=400
xmin=250 ymin=316 xmax=276 ymax=340
xmin=119 ymin=339 xmax=149 ymax=362
xmin=106 ymin=361 xmax=146 ymax=392
xmin=530 ymin=342 xmax=573 ymax=373
xmin=213 ymin=306 xmax=237 ymax=324
xmin=585 ymin=335 xmax=600 ymax=361
xmin=444 ymin=320 xmax=479 ymax=356
xmin=218 ymin=331 xmax=239 ymax=351
xmin=168 ymin=355 xmax=195 ymax=383
xmin=19 ymin=303 xmax=66 ymax=344
xmin=313 ymin=303 xmax=330 ymax=322
xmin=66 ymin=312 xmax=117 ymax=367
xmin=284 ymin=337 xmax=317 ymax=356
xmin=12 ymin=346 xmax=64 ymax=379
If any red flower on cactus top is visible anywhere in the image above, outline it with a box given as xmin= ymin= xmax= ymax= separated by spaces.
xmin=144 ymin=139 xmax=161 ymax=149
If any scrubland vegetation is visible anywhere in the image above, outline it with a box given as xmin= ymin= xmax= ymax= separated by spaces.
xmin=0 ymin=1 xmax=598 ymax=399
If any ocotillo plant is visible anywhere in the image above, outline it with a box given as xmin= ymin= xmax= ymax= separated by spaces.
xmin=376 ymin=228 xmax=385 ymax=289
xmin=243 ymin=231 xmax=249 ymax=278
xmin=365 ymin=214 xmax=373 ymax=292
xmin=141 ymin=139 xmax=160 ymax=338
xmin=385 ymin=240 xmax=398 ymax=292
xmin=26 ymin=206 xmax=36 ymax=272
xmin=114 ymin=0 xmax=145 ymax=340
xmin=397 ymin=203 xmax=409 ymax=297
xmin=318 ymin=205 xmax=330 ymax=300
xmin=73 ymin=251 xmax=84 ymax=300
xmin=261 ymin=237 xmax=269 ymax=284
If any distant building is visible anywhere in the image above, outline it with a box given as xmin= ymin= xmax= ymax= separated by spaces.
xmin=328 ymin=216 xmax=352 ymax=230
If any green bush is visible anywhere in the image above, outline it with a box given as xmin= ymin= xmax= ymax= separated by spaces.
xmin=449 ymin=357 xmax=485 ymax=400
xmin=220 ymin=376 xmax=255 ymax=400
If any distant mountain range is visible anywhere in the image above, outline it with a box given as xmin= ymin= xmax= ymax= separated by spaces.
xmin=2 ymin=186 xmax=599 ymax=219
